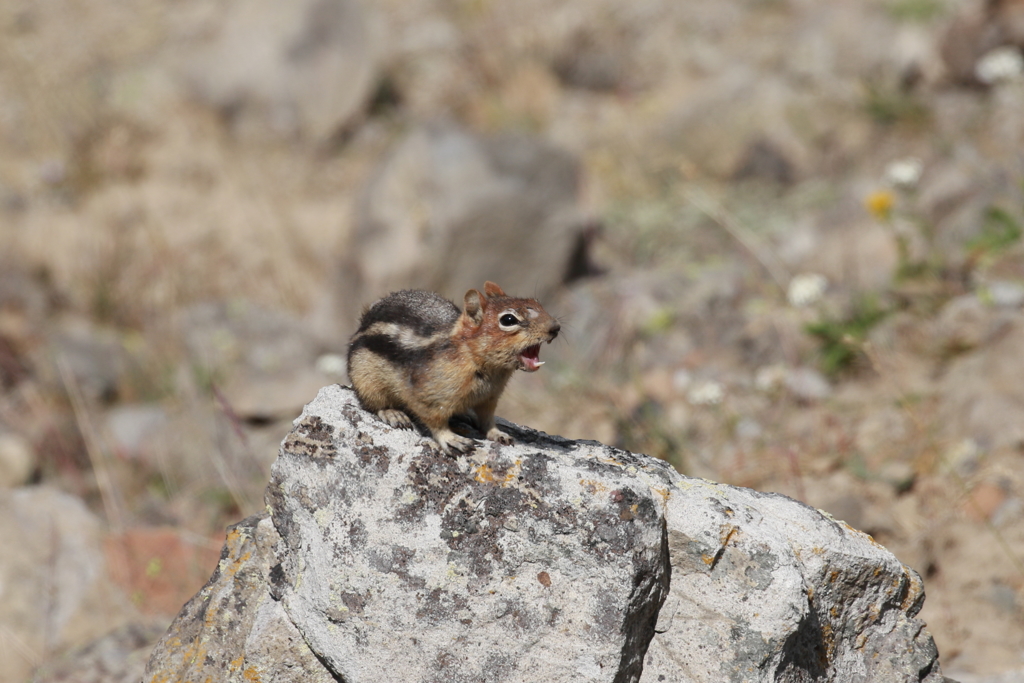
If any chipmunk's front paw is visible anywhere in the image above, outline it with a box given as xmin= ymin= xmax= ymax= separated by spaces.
xmin=378 ymin=409 xmax=415 ymax=430
xmin=433 ymin=431 xmax=477 ymax=455
xmin=486 ymin=426 xmax=514 ymax=445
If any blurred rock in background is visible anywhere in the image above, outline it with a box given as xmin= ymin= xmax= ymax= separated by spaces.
xmin=334 ymin=120 xmax=592 ymax=332
xmin=178 ymin=0 xmax=382 ymax=144
xmin=0 ymin=488 xmax=133 ymax=682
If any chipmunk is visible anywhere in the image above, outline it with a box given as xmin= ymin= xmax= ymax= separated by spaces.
xmin=347 ymin=282 xmax=560 ymax=454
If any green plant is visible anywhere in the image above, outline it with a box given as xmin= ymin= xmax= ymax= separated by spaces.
xmin=886 ymin=0 xmax=946 ymax=22
xmin=967 ymin=206 xmax=1023 ymax=256
xmin=640 ymin=308 xmax=675 ymax=336
xmin=863 ymin=81 xmax=930 ymax=127
xmin=806 ymin=297 xmax=890 ymax=376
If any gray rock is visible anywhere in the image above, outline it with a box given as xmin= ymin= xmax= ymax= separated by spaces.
xmin=144 ymin=385 xmax=945 ymax=682
xmin=917 ymin=163 xmax=985 ymax=256
xmin=170 ymin=300 xmax=333 ymax=420
xmin=732 ymin=138 xmax=795 ymax=185
xmin=552 ymin=25 xmax=632 ymax=92
xmin=41 ymin=319 xmax=128 ymax=403
xmin=784 ymin=366 xmax=832 ymax=402
xmin=105 ymin=404 xmax=168 ymax=460
xmin=856 ymin=409 xmax=910 ymax=457
xmin=265 ymin=387 xmax=670 ymax=682
xmin=559 ymin=272 xmax=692 ymax=368
xmin=946 ymin=668 xmax=1024 ymax=683
xmin=0 ymin=260 xmax=51 ymax=323
xmin=339 ymin=122 xmax=588 ymax=332
xmin=32 ymin=620 xmax=167 ymax=683
xmin=933 ymin=294 xmax=1001 ymax=353
xmin=939 ymin=314 xmax=1024 ymax=450
xmin=142 ymin=513 xmax=335 ymax=683
xmin=879 ymin=461 xmax=918 ymax=495
xmin=0 ymin=487 xmax=133 ymax=683
xmin=174 ymin=301 xmax=320 ymax=378
xmin=179 ymin=0 xmax=380 ymax=142
xmin=645 ymin=479 xmax=943 ymax=682
xmin=219 ymin=369 xmax=339 ymax=424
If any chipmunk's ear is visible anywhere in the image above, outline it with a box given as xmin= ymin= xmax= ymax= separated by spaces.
xmin=483 ymin=281 xmax=506 ymax=298
xmin=463 ymin=289 xmax=485 ymax=326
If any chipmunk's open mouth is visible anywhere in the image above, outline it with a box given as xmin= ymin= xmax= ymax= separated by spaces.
xmin=519 ymin=344 xmax=544 ymax=372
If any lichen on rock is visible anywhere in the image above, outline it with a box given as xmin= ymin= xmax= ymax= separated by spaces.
xmin=144 ymin=384 xmax=945 ymax=683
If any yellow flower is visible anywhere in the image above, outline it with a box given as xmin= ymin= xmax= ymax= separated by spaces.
xmin=865 ymin=189 xmax=895 ymax=220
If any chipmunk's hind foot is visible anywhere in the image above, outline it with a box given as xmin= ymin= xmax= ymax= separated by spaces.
xmin=486 ymin=426 xmax=514 ymax=445
xmin=431 ymin=429 xmax=477 ymax=455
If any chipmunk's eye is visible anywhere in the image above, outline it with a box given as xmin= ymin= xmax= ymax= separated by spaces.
xmin=499 ymin=313 xmax=520 ymax=329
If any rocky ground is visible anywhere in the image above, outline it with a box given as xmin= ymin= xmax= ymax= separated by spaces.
xmin=1 ymin=0 xmax=1024 ymax=680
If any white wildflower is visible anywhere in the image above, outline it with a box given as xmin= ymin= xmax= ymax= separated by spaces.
xmin=787 ymin=273 xmax=827 ymax=307
xmin=315 ymin=353 xmax=347 ymax=377
xmin=688 ymin=380 xmax=724 ymax=406
xmin=975 ymin=46 xmax=1024 ymax=85
xmin=754 ymin=364 xmax=787 ymax=393
xmin=986 ymin=280 xmax=1024 ymax=308
xmin=883 ymin=158 xmax=923 ymax=189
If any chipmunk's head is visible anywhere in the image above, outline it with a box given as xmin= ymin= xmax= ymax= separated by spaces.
xmin=459 ymin=281 xmax=560 ymax=372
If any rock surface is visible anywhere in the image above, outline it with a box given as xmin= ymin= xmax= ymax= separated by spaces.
xmin=179 ymin=0 xmax=380 ymax=142
xmin=338 ymin=122 xmax=588 ymax=331
xmin=0 ymin=487 xmax=134 ymax=683
xmin=144 ymin=385 xmax=946 ymax=682
xmin=646 ymin=483 xmax=942 ymax=682
xmin=938 ymin=313 xmax=1024 ymax=450
xmin=141 ymin=513 xmax=335 ymax=683
xmin=32 ymin=621 xmax=168 ymax=683
xmin=171 ymin=299 xmax=334 ymax=421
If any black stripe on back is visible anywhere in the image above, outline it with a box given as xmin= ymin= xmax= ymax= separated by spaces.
xmin=357 ymin=290 xmax=460 ymax=338
xmin=349 ymin=333 xmax=443 ymax=370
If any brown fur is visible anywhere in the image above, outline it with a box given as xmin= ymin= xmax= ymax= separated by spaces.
xmin=347 ymin=282 xmax=560 ymax=454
